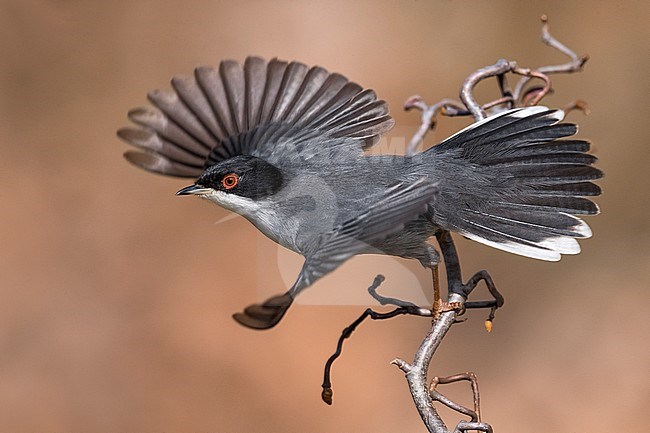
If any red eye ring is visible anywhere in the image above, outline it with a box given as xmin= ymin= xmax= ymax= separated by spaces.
xmin=221 ymin=173 xmax=239 ymax=190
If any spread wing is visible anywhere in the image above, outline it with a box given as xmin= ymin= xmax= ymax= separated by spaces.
xmin=118 ymin=56 xmax=394 ymax=178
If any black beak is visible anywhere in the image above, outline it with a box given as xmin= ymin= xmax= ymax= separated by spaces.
xmin=176 ymin=185 xmax=212 ymax=196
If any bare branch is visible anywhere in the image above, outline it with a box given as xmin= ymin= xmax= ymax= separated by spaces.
xmin=429 ymin=389 xmax=477 ymax=421
xmin=454 ymin=421 xmax=494 ymax=433
xmin=404 ymin=96 xmax=466 ymax=156
xmin=367 ymin=274 xmax=419 ymax=308
xmin=392 ymin=291 xmax=464 ymax=432
xmin=404 ymin=15 xmax=589 ymax=154
xmin=564 ymin=99 xmax=591 ymax=116
xmin=431 ymin=372 xmax=482 ymax=422
xmin=460 ymin=59 xmax=514 ymax=121
xmin=512 ymin=15 xmax=589 ymax=103
xmin=321 ymin=276 xmax=431 ymax=405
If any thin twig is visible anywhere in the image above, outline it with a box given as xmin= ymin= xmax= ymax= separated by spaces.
xmin=512 ymin=15 xmax=588 ymax=103
xmin=564 ymin=99 xmax=591 ymax=116
xmin=368 ymin=274 xmax=419 ymax=308
xmin=404 ymin=15 xmax=588 ymax=156
xmin=405 ymin=97 xmax=466 ymax=156
xmin=431 ymin=372 xmax=482 ymax=422
xmin=454 ymin=421 xmax=494 ymax=433
xmin=429 ymin=389 xmax=477 ymax=421
xmin=321 ymin=276 xmax=431 ymax=405
xmin=460 ymin=59 xmax=514 ymax=121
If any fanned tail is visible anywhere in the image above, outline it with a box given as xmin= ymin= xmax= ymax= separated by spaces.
xmin=426 ymin=106 xmax=603 ymax=261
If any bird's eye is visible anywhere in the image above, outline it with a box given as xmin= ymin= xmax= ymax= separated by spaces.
xmin=221 ymin=173 xmax=239 ymax=190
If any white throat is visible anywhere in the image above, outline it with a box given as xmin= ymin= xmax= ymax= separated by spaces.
xmin=199 ymin=189 xmax=298 ymax=251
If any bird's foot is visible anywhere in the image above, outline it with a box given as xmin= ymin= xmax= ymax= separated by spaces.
xmin=233 ymin=292 xmax=293 ymax=330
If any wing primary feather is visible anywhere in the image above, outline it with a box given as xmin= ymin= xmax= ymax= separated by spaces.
xmin=269 ymin=61 xmax=309 ymax=123
xmin=195 ymin=66 xmax=237 ymax=138
xmin=147 ymin=88 xmax=218 ymax=149
xmin=243 ymin=56 xmax=268 ymax=130
xmin=127 ymin=107 xmax=211 ymax=157
xmin=259 ymin=58 xmax=289 ymax=124
xmin=123 ymin=151 xmax=203 ymax=177
xmin=281 ymin=66 xmax=330 ymax=124
xmin=171 ymin=75 xmax=227 ymax=142
xmin=117 ymin=127 xmax=205 ymax=165
xmin=302 ymin=82 xmax=364 ymax=128
xmin=219 ymin=60 xmax=246 ymax=135
xmin=291 ymin=73 xmax=349 ymax=125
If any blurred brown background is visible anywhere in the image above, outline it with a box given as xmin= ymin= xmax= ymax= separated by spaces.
xmin=1 ymin=1 xmax=648 ymax=432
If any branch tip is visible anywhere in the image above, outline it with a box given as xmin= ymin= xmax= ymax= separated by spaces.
xmin=321 ymin=386 xmax=333 ymax=405
xmin=391 ymin=358 xmax=412 ymax=373
xmin=404 ymin=95 xmax=427 ymax=112
xmin=564 ymin=99 xmax=591 ymax=116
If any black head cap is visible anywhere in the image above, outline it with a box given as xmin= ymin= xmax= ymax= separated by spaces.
xmin=197 ymin=155 xmax=284 ymax=200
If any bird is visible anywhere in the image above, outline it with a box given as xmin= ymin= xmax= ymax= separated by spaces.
xmin=118 ymin=56 xmax=602 ymax=330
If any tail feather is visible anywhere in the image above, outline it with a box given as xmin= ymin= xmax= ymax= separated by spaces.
xmin=530 ymin=182 xmax=601 ymax=197
xmin=479 ymin=140 xmax=592 ymax=164
xmin=470 ymin=207 xmax=592 ymax=238
xmin=504 ymin=163 xmax=602 ymax=182
xmin=491 ymin=152 xmax=597 ymax=167
xmin=506 ymin=196 xmax=599 ymax=215
xmin=504 ymin=139 xmax=591 ymax=156
xmin=473 ymin=219 xmax=581 ymax=253
xmin=426 ymin=106 xmax=602 ymax=261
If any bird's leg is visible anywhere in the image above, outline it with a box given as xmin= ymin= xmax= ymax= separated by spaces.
xmin=432 ymin=265 xmax=442 ymax=315
xmin=432 ymin=264 xmax=465 ymax=320
xmin=321 ymin=275 xmax=432 ymax=405
xmin=433 ymin=231 xmax=504 ymax=327
xmin=431 ymin=234 xmax=464 ymax=320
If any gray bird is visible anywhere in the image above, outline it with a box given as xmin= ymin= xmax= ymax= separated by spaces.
xmin=119 ymin=56 xmax=602 ymax=329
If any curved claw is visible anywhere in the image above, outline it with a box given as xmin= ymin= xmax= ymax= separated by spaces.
xmin=232 ymin=292 xmax=294 ymax=330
